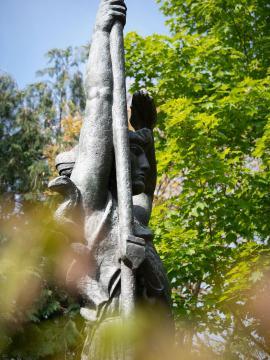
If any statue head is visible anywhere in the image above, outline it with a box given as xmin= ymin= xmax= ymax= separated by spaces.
xmin=129 ymin=128 xmax=152 ymax=195
xmin=55 ymin=128 xmax=152 ymax=196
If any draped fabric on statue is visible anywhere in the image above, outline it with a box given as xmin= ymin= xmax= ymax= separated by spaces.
xmin=67 ymin=191 xmax=171 ymax=358
xmin=74 ymin=190 xmax=170 ymax=316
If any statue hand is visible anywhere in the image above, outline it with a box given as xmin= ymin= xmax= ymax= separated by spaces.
xmin=122 ymin=235 xmax=146 ymax=270
xmin=95 ymin=0 xmax=127 ymax=32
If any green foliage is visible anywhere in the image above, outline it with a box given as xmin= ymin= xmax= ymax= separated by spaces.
xmin=0 ymin=45 xmax=87 ymax=200
xmin=125 ymin=0 xmax=270 ymax=357
xmin=0 ymin=73 xmax=48 ymax=197
xmin=0 ymin=202 xmax=84 ymax=358
xmin=0 ymin=46 xmax=87 ymax=359
xmin=35 ymin=46 xmax=87 ymax=135
xmin=157 ymin=0 xmax=270 ymax=69
xmin=7 ymin=317 xmax=82 ymax=360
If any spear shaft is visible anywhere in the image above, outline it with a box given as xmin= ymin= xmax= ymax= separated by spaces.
xmin=110 ymin=20 xmax=135 ymax=317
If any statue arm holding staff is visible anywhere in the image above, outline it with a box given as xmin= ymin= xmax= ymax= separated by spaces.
xmin=71 ymin=0 xmax=126 ymax=211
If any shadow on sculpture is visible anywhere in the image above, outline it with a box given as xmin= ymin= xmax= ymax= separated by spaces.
xmin=49 ymin=0 xmax=172 ymax=358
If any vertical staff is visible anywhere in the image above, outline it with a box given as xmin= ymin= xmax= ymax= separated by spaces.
xmin=110 ymin=18 xmax=135 ymax=317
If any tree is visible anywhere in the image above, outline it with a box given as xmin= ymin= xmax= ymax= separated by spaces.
xmin=125 ymin=0 xmax=270 ymax=357
xmin=36 ymin=46 xmax=87 ymax=135
xmin=0 ymin=47 xmax=87 ymax=358
xmin=0 ymin=73 xmax=48 ymax=202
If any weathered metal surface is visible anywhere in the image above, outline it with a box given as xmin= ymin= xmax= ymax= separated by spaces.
xmin=49 ymin=1 xmax=172 ymax=358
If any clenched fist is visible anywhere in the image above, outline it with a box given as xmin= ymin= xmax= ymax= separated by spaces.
xmin=95 ymin=0 xmax=127 ymax=32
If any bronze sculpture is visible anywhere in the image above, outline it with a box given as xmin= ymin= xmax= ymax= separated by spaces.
xmin=49 ymin=0 xmax=171 ymax=357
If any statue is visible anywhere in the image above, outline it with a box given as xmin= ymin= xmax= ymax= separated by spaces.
xmin=49 ymin=0 xmax=172 ymax=358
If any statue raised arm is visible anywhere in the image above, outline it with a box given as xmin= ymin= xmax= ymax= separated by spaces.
xmin=70 ymin=0 xmax=127 ymax=210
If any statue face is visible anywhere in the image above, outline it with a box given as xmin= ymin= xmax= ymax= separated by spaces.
xmin=130 ymin=143 xmax=150 ymax=195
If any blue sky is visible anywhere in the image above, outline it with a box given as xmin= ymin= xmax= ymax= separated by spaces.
xmin=0 ymin=0 xmax=168 ymax=88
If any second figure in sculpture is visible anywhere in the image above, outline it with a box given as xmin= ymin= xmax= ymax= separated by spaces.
xmin=49 ymin=0 xmax=171 ymax=357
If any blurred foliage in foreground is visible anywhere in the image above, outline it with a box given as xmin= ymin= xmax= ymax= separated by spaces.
xmin=1 ymin=0 xmax=270 ymax=358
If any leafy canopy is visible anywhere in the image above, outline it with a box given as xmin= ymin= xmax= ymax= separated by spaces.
xmin=125 ymin=0 xmax=270 ymax=356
